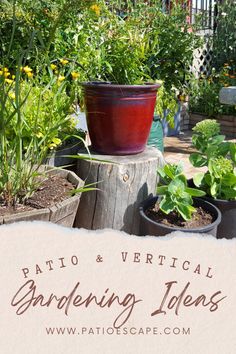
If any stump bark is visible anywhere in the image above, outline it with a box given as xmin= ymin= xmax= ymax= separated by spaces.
xmin=75 ymin=147 xmax=164 ymax=235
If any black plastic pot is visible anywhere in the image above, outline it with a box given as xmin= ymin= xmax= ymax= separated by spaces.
xmin=47 ymin=141 xmax=81 ymax=167
xmin=203 ymin=197 xmax=236 ymax=239
xmin=139 ymin=196 xmax=221 ymax=237
xmin=188 ymin=179 xmax=236 ymax=239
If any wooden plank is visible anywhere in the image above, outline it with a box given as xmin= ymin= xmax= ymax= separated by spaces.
xmin=3 ymin=209 xmax=50 ymax=224
xmin=49 ymin=196 xmax=80 ymax=225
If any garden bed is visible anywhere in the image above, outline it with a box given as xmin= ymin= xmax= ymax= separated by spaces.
xmin=188 ymin=113 xmax=236 ymax=138
xmin=0 ymin=169 xmax=83 ymax=226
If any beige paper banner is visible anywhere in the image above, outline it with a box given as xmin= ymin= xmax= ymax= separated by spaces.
xmin=0 ymin=222 xmax=235 ymax=354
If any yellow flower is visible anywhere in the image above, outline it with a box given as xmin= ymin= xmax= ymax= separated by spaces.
xmin=36 ymin=132 xmax=43 ymax=138
xmin=12 ymin=75 xmax=15 ymax=79
xmin=48 ymin=138 xmax=62 ymax=149
xmin=58 ymin=75 xmax=65 ymax=82
xmin=26 ymin=72 xmax=33 ymax=78
xmin=60 ymin=58 xmax=69 ymax=65
xmin=49 ymin=143 xmax=57 ymax=149
xmin=52 ymin=137 xmax=62 ymax=145
xmin=71 ymin=71 xmax=79 ymax=80
xmin=3 ymin=67 xmax=8 ymax=72
xmin=5 ymin=78 xmax=13 ymax=84
xmin=8 ymin=92 xmax=15 ymax=99
xmin=90 ymin=4 xmax=100 ymax=16
xmin=23 ymin=66 xmax=33 ymax=73
xmin=0 ymin=70 xmax=3 ymax=76
xmin=50 ymin=63 xmax=57 ymax=70
xmin=4 ymin=72 xmax=10 ymax=78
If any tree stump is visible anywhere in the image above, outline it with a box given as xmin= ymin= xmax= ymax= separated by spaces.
xmin=75 ymin=147 xmax=164 ymax=235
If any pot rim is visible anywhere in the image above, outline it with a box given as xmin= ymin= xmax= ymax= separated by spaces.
xmin=81 ymin=81 xmax=161 ymax=90
xmin=139 ymin=196 xmax=222 ymax=233
xmin=204 ymin=195 xmax=236 ymax=206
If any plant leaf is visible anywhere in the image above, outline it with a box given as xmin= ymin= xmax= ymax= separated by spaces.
xmin=189 ymin=153 xmax=207 ymax=167
xmin=159 ymin=196 xmax=175 ymax=214
xmin=210 ymin=182 xmax=218 ymax=198
xmin=177 ymin=203 xmax=195 ymax=221
xmin=193 ymin=172 xmax=205 ymax=187
xmin=185 ymin=187 xmax=206 ymax=197
xmin=230 ymin=143 xmax=236 ymax=164
xmin=156 ymin=185 xmax=168 ymax=195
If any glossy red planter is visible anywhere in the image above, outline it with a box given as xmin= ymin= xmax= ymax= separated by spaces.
xmin=82 ymin=82 xmax=160 ymax=155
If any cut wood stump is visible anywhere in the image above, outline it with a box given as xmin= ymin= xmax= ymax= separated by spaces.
xmin=75 ymin=146 xmax=164 ymax=235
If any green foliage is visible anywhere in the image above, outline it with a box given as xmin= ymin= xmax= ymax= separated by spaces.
xmin=189 ymin=65 xmax=236 ymax=117
xmin=0 ymin=62 xmax=83 ymax=207
xmin=76 ymin=1 xmax=200 ymax=87
xmin=0 ymin=0 xmax=93 ymax=66
xmin=190 ymin=119 xmax=234 ymax=168
xmin=213 ymin=0 xmax=236 ymax=69
xmin=1 ymin=61 xmax=82 ymax=151
xmin=75 ymin=0 xmax=201 ymax=123
xmin=190 ymin=119 xmax=236 ymax=201
xmin=155 ymin=86 xmax=178 ymax=127
xmin=156 ymin=164 xmax=205 ymax=221
xmin=192 ymin=119 xmax=220 ymax=138
xmin=1 ymin=1 xmax=202 ymax=125
xmin=193 ymin=157 xmax=236 ymax=201
xmin=190 ymin=0 xmax=236 ymax=118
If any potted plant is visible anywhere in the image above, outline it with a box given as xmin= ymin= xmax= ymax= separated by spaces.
xmin=139 ymin=163 xmax=221 ymax=237
xmin=76 ymin=1 xmax=201 ymax=155
xmin=189 ymin=119 xmax=236 ymax=238
xmin=82 ymin=81 xmax=160 ymax=155
xmin=0 ymin=62 xmax=86 ymax=227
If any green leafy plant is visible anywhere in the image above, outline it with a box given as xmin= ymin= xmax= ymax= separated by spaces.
xmin=155 ymin=85 xmax=178 ymax=127
xmin=156 ymin=163 xmax=205 ymax=221
xmin=193 ymin=157 xmax=236 ymax=200
xmin=189 ymin=66 xmax=236 ymax=117
xmin=0 ymin=0 xmax=94 ymax=67
xmin=1 ymin=59 xmax=84 ymax=153
xmin=212 ymin=0 xmax=236 ymax=69
xmin=0 ymin=62 xmax=87 ymax=208
xmin=189 ymin=119 xmax=233 ymax=167
xmin=190 ymin=119 xmax=236 ymax=201
xmin=75 ymin=0 xmax=201 ymax=123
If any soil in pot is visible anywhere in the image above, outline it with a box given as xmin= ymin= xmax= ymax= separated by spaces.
xmin=139 ymin=196 xmax=221 ymax=237
xmin=0 ymin=175 xmax=74 ymax=217
xmin=145 ymin=203 xmax=213 ymax=229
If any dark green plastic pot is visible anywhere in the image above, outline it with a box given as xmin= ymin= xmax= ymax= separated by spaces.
xmin=147 ymin=116 xmax=164 ymax=152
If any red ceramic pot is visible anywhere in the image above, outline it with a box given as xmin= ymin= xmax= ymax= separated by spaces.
xmin=82 ymin=82 xmax=160 ymax=155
